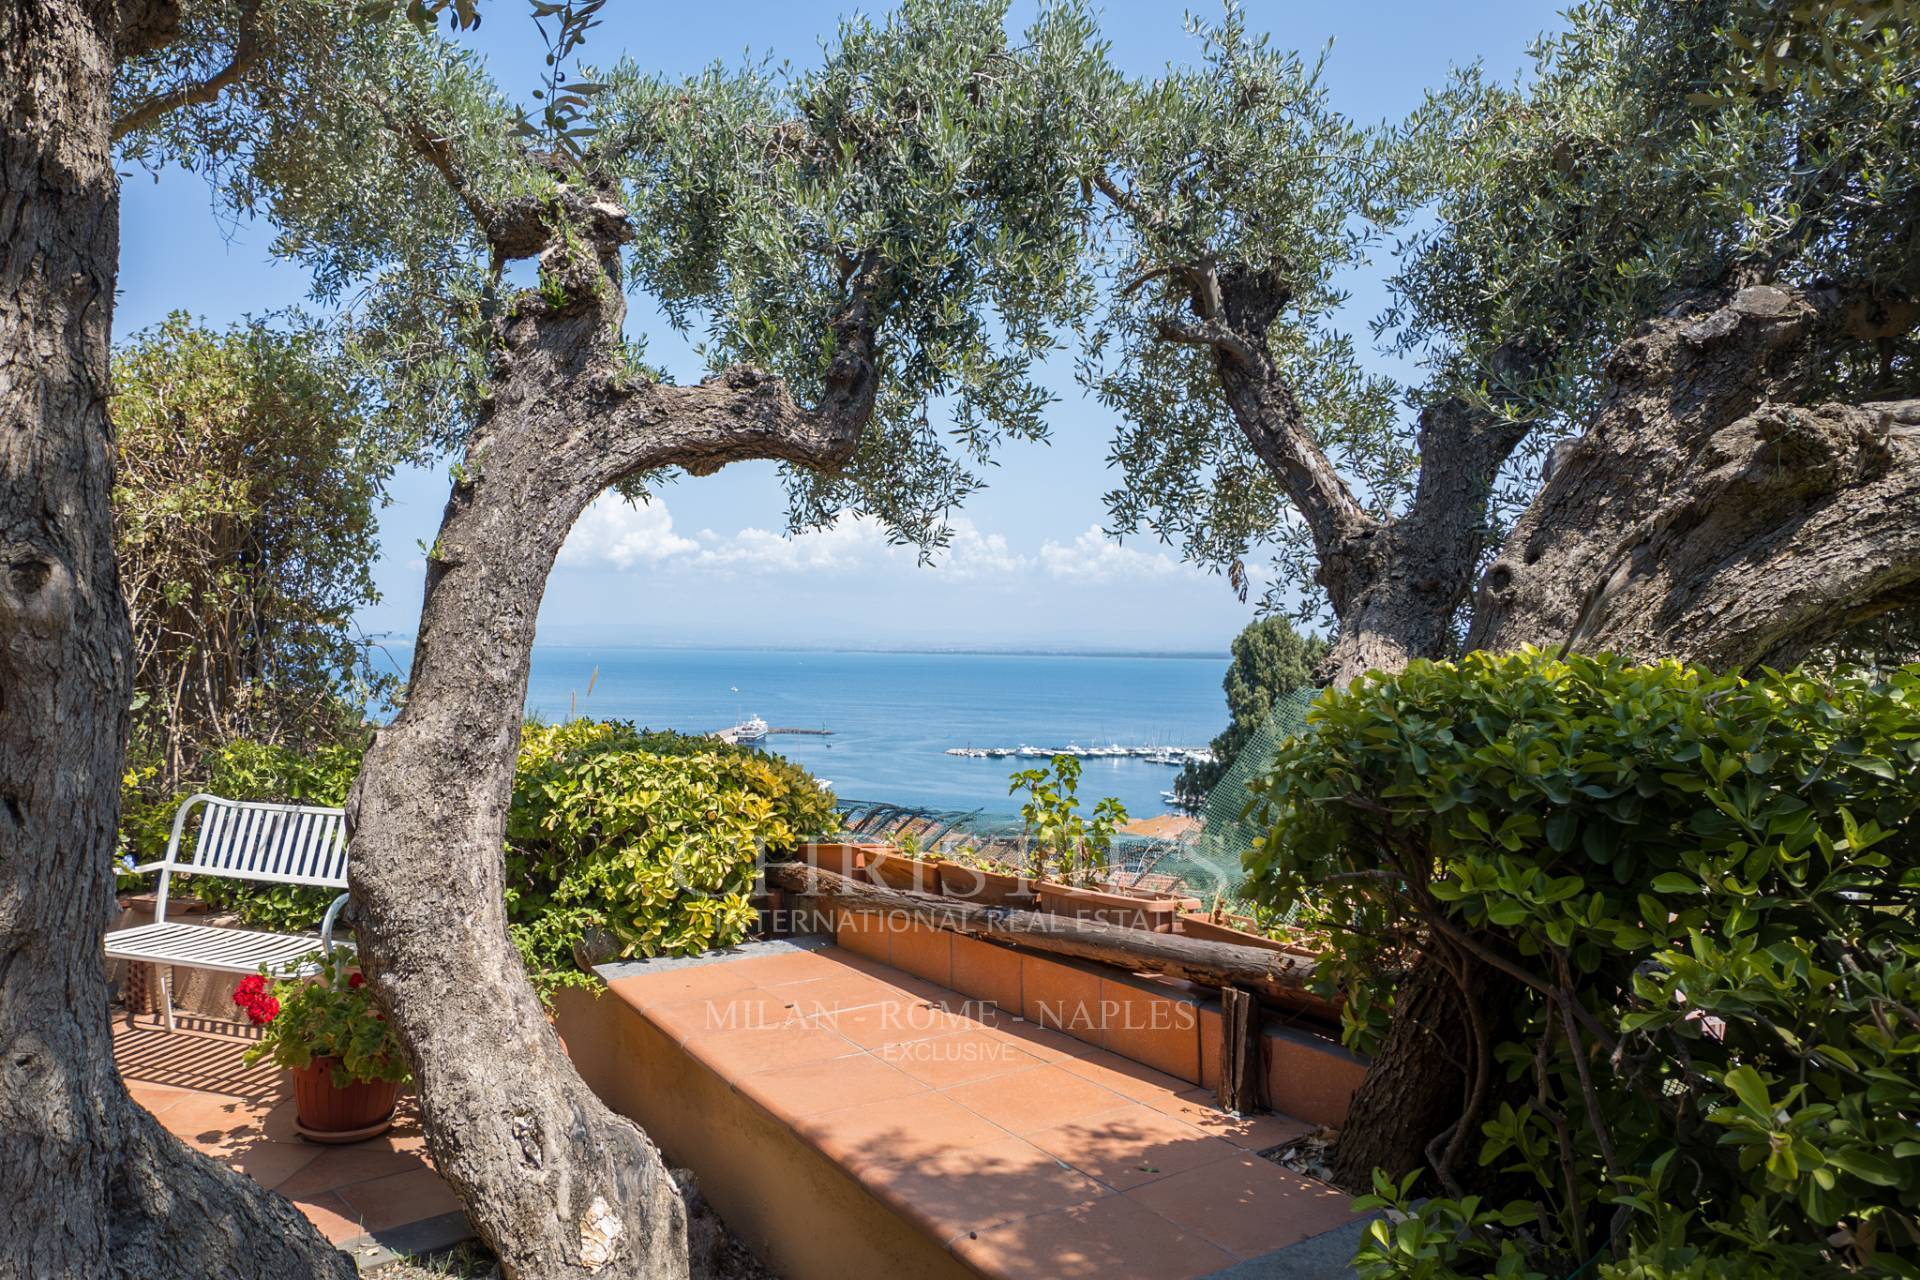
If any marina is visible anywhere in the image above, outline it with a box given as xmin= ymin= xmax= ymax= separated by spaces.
xmin=944 ymin=742 xmax=1213 ymax=766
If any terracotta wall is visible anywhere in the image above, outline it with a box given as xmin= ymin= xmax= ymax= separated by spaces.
xmin=554 ymin=986 xmax=975 ymax=1280
xmin=837 ymin=910 xmax=1369 ymax=1129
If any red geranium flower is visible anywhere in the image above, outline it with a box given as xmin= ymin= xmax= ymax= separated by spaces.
xmin=231 ymin=974 xmax=280 ymax=1024
xmin=348 ymin=972 xmax=366 ymax=989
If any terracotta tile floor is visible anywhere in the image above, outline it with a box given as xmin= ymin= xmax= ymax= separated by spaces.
xmin=117 ymin=946 xmax=1352 ymax=1277
xmin=114 ymin=1015 xmax=463 ymax=1258
xmin=607 ymin=945 xmax=1352 ymax=1276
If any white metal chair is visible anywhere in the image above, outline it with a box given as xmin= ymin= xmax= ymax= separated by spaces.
xmin=105 ymin=793 xmax=353 ymax=1031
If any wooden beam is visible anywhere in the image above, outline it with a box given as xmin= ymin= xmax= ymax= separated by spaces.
xmin=1216 ymin=986 xmax=1265 ymax=1113
xmin=765 ymin=861 xmax=1329 ymax=1013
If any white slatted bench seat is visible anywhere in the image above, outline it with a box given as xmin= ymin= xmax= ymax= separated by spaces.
xmin=105 ymin=793 xmax=353 ymax=1031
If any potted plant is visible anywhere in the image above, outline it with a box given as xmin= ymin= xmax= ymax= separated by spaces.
xmin=936 ymin=846 xmax=1039 ymax=908
xmin=1007 ymin=756 xmax=1188 ymax=930
xmin=864 ymin=829 xmax=944 ymax=894
xmin=236 ymin=951 xmax=410 ymax=1143
xmin=1008 ymin=755 xmax=1122 ymax=883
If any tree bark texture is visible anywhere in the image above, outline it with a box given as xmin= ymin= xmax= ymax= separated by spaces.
xmin=1165 ymin=266 xmax=1528 ymax=686
xmin=1323 ymin=956 xmax=1466 ymax=1190
xmin=1470 ymin=287 xmax=1920 ymax=666
xmin=345 ymin=193 xmax=878 ymax=1280
xmin=0 ymin=2 xmax=354 ymax=1275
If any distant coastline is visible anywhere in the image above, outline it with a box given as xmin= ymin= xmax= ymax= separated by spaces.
xmin=367 ymin=635 xmax=1231 ymax=662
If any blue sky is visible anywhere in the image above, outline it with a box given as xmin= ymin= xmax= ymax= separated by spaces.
xmin=115 ymin=1 xmax=1561 ymax=654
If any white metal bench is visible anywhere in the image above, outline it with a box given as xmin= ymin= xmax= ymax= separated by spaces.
xmin=104 ymin=793 xmax=353 ymax=1031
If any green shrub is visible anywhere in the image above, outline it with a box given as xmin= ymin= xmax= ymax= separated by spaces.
xmin=1246 ymin=651 xmax=1920 ymax=1278
xmin=114 ymin=315 xmax=397 ymax=798
xmin=505 ymin=720 xmax=838 ymax=987
xmin=121 ymin=720 xmax=838 ymax=993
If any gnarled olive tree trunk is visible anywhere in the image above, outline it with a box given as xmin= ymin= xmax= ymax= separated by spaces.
xmin=1470 ymin=286 xmax=1920 ymax=664
xmin=0 ymin=2 xmax=355 ymax=1276
xmin=1174 ymin=279 xmax=1920 ymax=1184
xmin=344 ymin=198 xmax=876 ymax=1280
xmin=1161 ymin=266 xmax=1530 ymax=687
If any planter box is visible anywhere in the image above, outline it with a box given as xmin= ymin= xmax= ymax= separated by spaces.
xmin=863 ymin=851 xmax=943 ymax=895
xmin=1176 ymin=911 xmax=1316 ymax=957
xmin=1037 ymin=881 xmax=1189 ymax=932
xmin=936 ymin=862 xmax=1037 ymax=909
xmin=798 ymin=842 xmax=877 ymax=882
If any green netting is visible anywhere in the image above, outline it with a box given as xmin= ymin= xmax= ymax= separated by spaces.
xmin=1145 ymin=686 xmax=1319 ymax=906
xmin=831 ymin=687 xmax=1321 ymax=905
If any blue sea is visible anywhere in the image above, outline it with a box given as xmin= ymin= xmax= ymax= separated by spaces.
xmin=388 ymin=646 xmax=1229 ymax=821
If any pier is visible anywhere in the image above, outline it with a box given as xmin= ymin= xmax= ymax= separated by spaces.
xmin=712 ymin=718 xmax=833 ymax=745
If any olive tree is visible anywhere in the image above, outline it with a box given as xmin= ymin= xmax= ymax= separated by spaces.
xmin=1089 ymin=0 xmax=1920 ymax=1184
xmin=129 ymin=3 xmax=1110 ymax=1274
xmin=0 ymin=0 xmax=416 ymax=1272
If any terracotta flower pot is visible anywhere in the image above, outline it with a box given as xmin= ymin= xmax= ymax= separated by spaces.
xmin=1175 ymin=911 xmax=1316 ymax=957
xmin=291 ymin=1056 xmax=400 ymax=1143
xmin=937 ymin=862 xmax=1037 ymax=908
xmin=1037 ymin=881 xmax=1189 ymax=932
xmin=864 ymin=851 xmax=943 ymax=895
xmin=800 ymin=842 xmax=878 ymax=882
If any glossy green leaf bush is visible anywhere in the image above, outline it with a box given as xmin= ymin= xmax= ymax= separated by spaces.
xmin=506 ymin=720 xmax=837 ymax=985
xmin=1246 ymin=651 xmax=1920 ymax=1277
xmin=120 ymin=721 xmax=837 ymax=991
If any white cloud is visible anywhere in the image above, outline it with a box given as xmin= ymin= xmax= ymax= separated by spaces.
xmin=1036 ymin=525 xmax=1183 ymax=582
xmin=695 ymin=514 xmax=901 ymax=574
xmin=562 ymin=498 xmax=907 ymax=576
xmin=933 ymin=516 xmax=1029 ymax=579
xmin=559 ymin=495 xmax=699 ymax=569
xmin=559 ymin=499 xmax=1191 ymax=588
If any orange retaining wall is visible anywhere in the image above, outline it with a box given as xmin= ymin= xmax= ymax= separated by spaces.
xmin=836 ymin=911 xmax=1369 ymax=1128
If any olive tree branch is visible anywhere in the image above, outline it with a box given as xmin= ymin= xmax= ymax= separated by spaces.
xmin=1553 ymin=952 xmax=1623 ymax=1180
xmin=112 ymin=0 xmax=264 ymax=139
xmin=575 ymin=255 xmax=884 ymax=490
xmin=1154 ymin=315 xmax=1258 ymax=367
